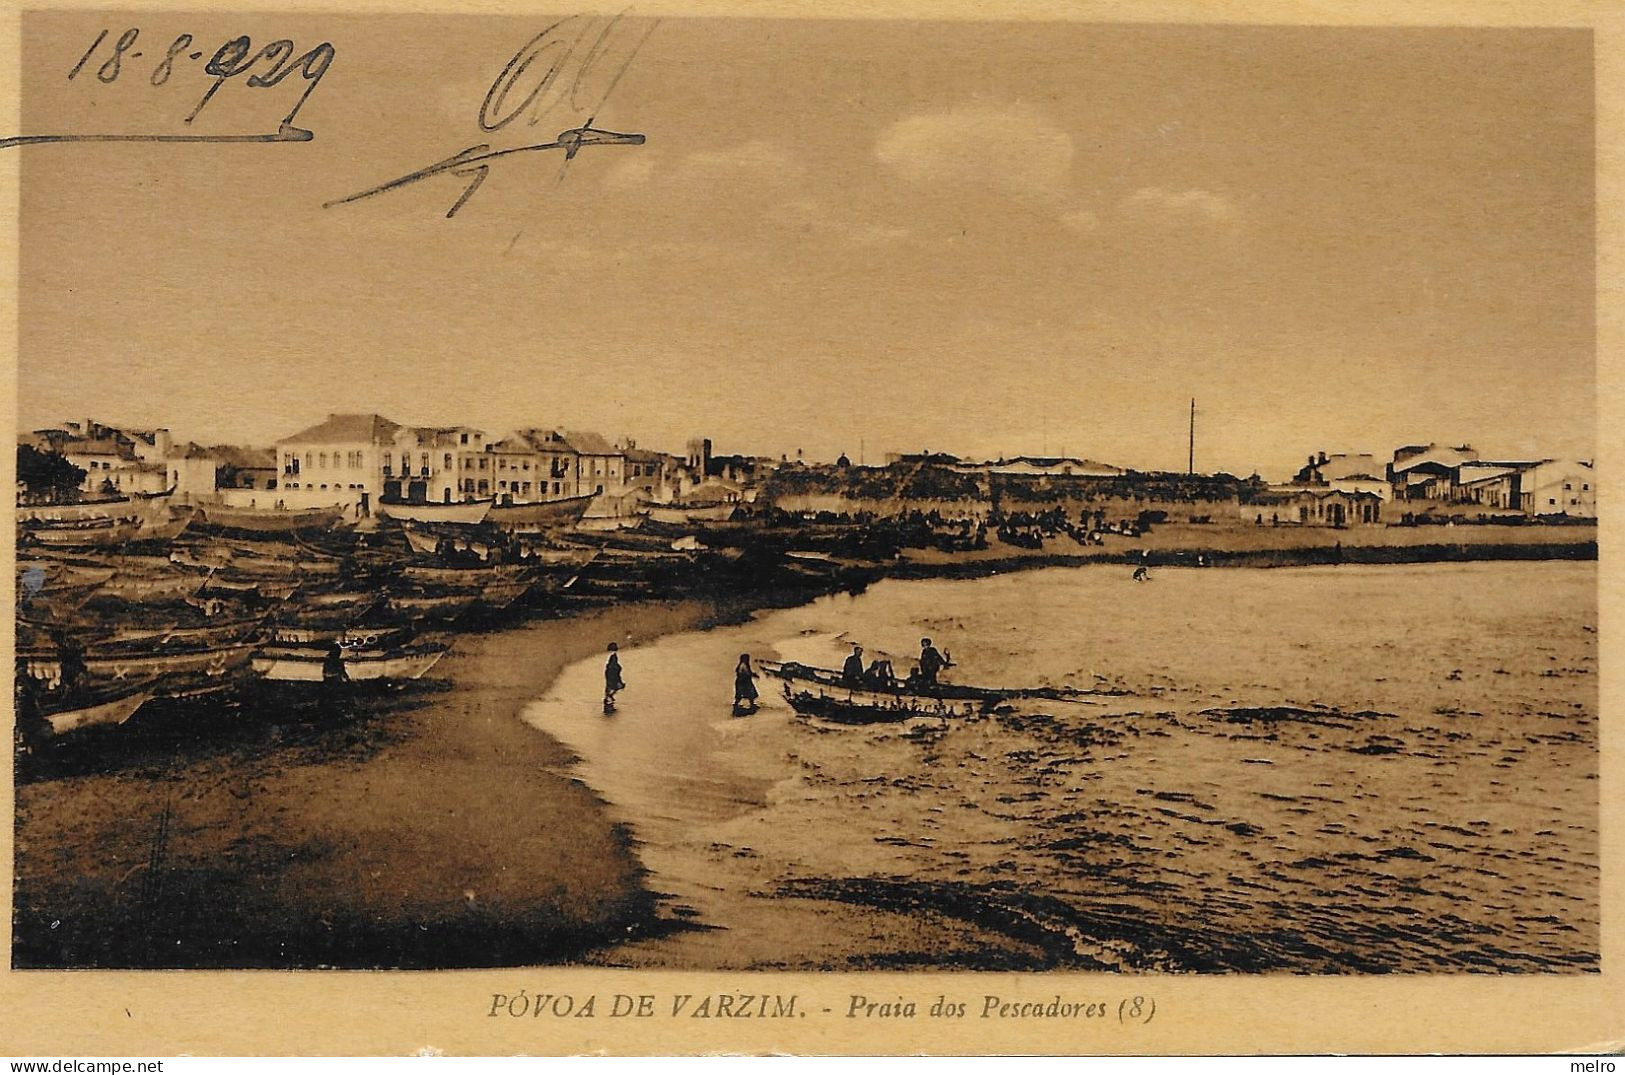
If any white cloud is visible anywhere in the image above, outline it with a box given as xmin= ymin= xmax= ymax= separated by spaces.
xmin=1059 ymin=208 xmax=1099 ymax=234
xmin=770 ymin=198 xmax=909 ymax=246
xmin=1118 ymin=186 xmax=1240 ymax=228
xmin=675 ymin=140 xmax=803 ymax=186
xmin=602 ymin=155 xmax=657 ymax=191
xmin=875 ymin=103 xmax=1074 ymax=197
xmin=600 ymin=140 xmax=803 ymax=197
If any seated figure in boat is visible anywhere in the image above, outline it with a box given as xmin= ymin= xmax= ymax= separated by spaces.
xmin=841 ymin=644 xmax=865 ymax=687
xmin=863 ymin=658 xmax=896 ymax=691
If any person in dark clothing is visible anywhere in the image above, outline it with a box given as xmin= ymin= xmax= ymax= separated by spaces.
xmin=918 ymin=637 xmax=949 ymax=687
xmin=864 ymin=658 xmax=896 ymax=690
xmin=732 ymin=653 xmax=760 ymax=715
xmin=14 ymin=674 xmax=49 ymax=756
xmin=841 ymin=645 xmax=865 ymax=687
xmin=52 ymin=632 xmax=88 ymax=704
xmin=603 ymin=643 xmax=625 ymax=713
xmin=322 ymin=640 xmax=348 ymax=685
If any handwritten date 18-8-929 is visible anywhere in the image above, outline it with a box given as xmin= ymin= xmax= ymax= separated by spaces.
xmin=65 ymin=28 xmax=336 ymax=138
xmin=327 ymin=14 xmax=657 ymax=218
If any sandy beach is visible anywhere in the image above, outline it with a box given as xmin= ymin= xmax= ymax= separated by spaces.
xmin=13 ymin=601 xmax=712 ymax=969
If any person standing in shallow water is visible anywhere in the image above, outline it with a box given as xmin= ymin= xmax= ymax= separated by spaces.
xmin=603 ymin=643 xmax=625 ymax=713
xmin=917 ymin=637 xmax=950 ymax=687
xmin=732 ymin=653 xmax=760 ymax=715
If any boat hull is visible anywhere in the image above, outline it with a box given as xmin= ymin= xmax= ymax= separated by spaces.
xmin=646 ymin=503 xmax=738 ymax=524
xmin=782 ymin=687 xmax=962 ymax=725
xmin=377 ymin=499 xmax=493 ymax=524
xmin=486 ymin=493 xmax=595 ymax=531
xmin=199 ymin=503 xmax=347 ymax=533
xmin=251 ymin=643 xmax=449 ymax=682
xmin=43 ymin=689 xmax=154 ymax=736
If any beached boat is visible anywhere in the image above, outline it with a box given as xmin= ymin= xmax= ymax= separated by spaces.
xmin=94 ymin=567 xmax=210 ymax=604
xmin=198 ymin=502 xmax=348 ymax=534
xmin=19 ymin=640 xmax=258 ymax=687
xmin=18 ymin=501 xmax=138 ymax=526
xmin=94 ymin=617 xmax=267 ymax=652
xmin=81 ymin=641 xmax=259 ymax=682
xmin=400 ymin=563 xmax=533 ymax=587
xmin=38 ymin=684 xmax=156 ymax=737
xmin=400 ymin=523 xmax=596 ymax=567
xmin=576 ymin=513 xmax=648 ymax=532
xmin=27 ymin=512 xmax=191 ymax=549
xmin=376 ymin=498 xmax=494 ymax=525
xmin=646 ymin=502 xmax=738 ymax=525
xmin=386 ymin=590 xmax=481 ymax=622
xmin=486 ymin=493 xmax=596 ymax=531
xmin=299 ymin=589 xmax=387 ymax=611
xmin=250 ymin=639 xmax=449 ymax=683
xmin=270 ymin=622 xmax=417 ymax=647
xmin=478 ymin=578 xmax=533 ymax=610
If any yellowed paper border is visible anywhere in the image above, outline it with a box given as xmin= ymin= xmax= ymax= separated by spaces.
xmin=0 ymin=0 xmax=1619 ymax=1056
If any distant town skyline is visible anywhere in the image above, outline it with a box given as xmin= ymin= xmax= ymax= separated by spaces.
xmin=21 ymin=407 xmax=1591 ymax=484
xmin=19 ymin=17 xmax=1595 ymax=479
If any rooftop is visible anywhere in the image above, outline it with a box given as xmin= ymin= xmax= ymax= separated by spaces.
xmin=279 ymin=413 xmax=404 ymax=446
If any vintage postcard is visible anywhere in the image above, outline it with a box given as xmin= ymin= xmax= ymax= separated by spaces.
xmin=0 ymin=0 xmax=1620 ymax=1057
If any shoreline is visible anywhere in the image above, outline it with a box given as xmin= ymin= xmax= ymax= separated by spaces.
xmin=13 ymin=600 xmax=722 ymax=969
xmin=13 ymin=532 xmax=1598 ymax=969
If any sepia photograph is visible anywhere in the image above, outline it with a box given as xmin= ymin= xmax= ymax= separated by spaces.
xmin=2 ymin=0 xmax=1617 ymax=1056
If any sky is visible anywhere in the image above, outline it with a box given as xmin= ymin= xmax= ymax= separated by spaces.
xmin=18 ymin=15 xmax=1595 ymax=479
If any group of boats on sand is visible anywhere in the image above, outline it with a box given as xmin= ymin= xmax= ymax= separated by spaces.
xmin=16 ymin=489 xmax=1093 ymax=745
xmin=14 ymin=490 xmax=761 ymax=748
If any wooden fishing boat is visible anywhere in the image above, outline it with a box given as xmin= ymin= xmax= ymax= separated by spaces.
xmin=39 ymin=684 xmax=156 ymax=737
xmin=576 ymin=512 xmax=648 ymax=532
xmin=95 ymin=570 xmax=210 ymax=603
xmin=781 ymin=686 xmax=964 ymax=726
xmin=386 ymin=590 xmax=480 ymax=621
xmin=299 ymin=589 xmax=387 ymax=611
xmin=486 ymin=493 xmax=596 ymax=531
xmin=270 ymin=622 xmax=417 ymax=647
xmin=251 ymin=639 xmax=449 ymax=683
xmin=19 ymin=639 xmax=258 ymax=686
xmin=760 ymin=660 xmax=1092 ymax=707
xmin=400 ymin=523 xmax=596 ymax=567
xmin=29 ymin=518 xmax=146 ymax=548
xmin=400 ymin=563 xmax=533 ymax=587
xmin=478 ymin=578 xmax=533 ymax=610
xmin=16 ymin=561 xmax=115 ymax=590
xmin=646 ymin=502 xmax=738 ymax=524
xmin=93 ymin=617 xmax=267 ymax=652
xmin=376 ymin=498 xmax=493 ymax=525
xmin=16 ymin=488 xmax=175 ymax=524
xmin=80 ymin=641 xmax=259 ymax=682
xmin=198 ymin=502 xmax=348 ymax=534
xmin=559 ymin=527 xmax=691 ymax=553
xmin=17 ymin=501 xmax=139 ymax=526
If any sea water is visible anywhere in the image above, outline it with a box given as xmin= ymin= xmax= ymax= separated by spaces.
xmin=524 ymin=561 xmax=1598 ymax=972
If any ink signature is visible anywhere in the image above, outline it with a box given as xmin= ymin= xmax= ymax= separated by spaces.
xmin=327 ymin=13 xmax=656 ymax=218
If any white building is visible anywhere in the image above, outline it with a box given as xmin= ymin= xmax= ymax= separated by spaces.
xmin=1519 ymin=459 xmax=1595 ymax=517
xmin=165 ymin=443 xmax=221 ymax=505
xmin=277 ymin=413 xmax=406 ymax=512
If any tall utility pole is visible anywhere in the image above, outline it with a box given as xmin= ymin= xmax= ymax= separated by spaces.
xmin=1188 ymin=398 xmax=1196 ymax=475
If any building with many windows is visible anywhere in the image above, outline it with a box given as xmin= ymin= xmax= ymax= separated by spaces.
xmin=276 ymin=413 xmax=405 ymax=512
